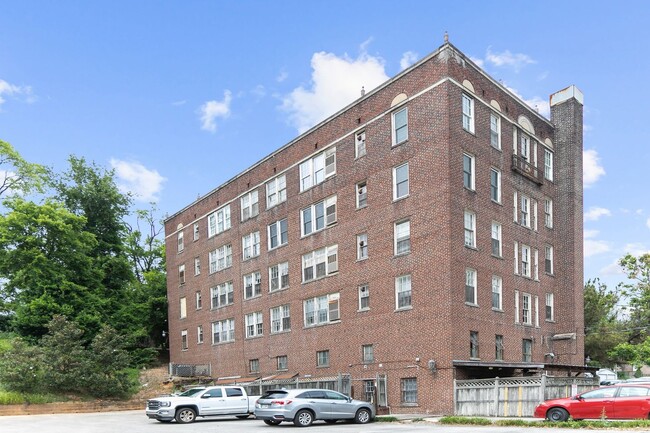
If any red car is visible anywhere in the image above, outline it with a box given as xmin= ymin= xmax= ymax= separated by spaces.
xmin=534 ymin=384 xmax=650 ymax=421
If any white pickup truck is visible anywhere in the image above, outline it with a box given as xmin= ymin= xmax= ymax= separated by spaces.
xmin=146 ymin=386 xmax=260 ymax=423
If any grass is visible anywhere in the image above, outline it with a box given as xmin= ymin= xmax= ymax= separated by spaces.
xmin=0 ymin=390 xmax=67 ymax=405
xmin=439 ymin=416 xmax=650 ymax=429
xmin=375 ymin=416 xmax=399 ymax=422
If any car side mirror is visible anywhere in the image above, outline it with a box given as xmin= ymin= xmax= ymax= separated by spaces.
xmin=573 ymin=395 xmax=583 ymax=401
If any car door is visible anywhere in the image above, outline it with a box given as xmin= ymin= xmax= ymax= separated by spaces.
xmin=197 ymin=387 xmax=224 ymax=415
xmin=224 ymin=387 xmax=248 ymax=413
xmin=300 ymin=390 xmax=332 ymax=419
xmin=324 ymin=390 xmax=356 ymax=419
xmin=612 ymin=386 xmax=650 ymax=419
xmin=569 ymin=387 xmax=617 ymax=419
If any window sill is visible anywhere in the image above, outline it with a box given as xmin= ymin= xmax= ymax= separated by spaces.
xmin=462 ymin=127 xmax=475 ymax=136
xmin=242 ymin=254 xmax=261 ymax=262
xmin=316 ymin=365 xmax=330 ymax=369
xmin=463 ymin=186 xmax=476 ymax=193
xmin=269 ymin=286 xmax=290 ymax=294
xmin=270 ymin=330 xmax=291 ymax=336
xmin=357 ymin=308 xmax=370 ymax=313
xmin=268 ymin=243 xmax=288 ymax=252
xmin=392 ymin=139 xmax=409 ymax=148
xmin=244 ymin=294 xmax=263 ymax=301
xmin=392 ymin=195 xmax=409 ymax=203
xmin=400 ymin=403 xmax=419 ymax=408
xmin=490 ymin=144 xmax=502 ymax=152
xmin=300 ymin=222 xmax=338 ymax=239
xmin=464 ymin=245 xmax=478 ymax=251
xmin=465 ymin=302 xmax=479 ymax=308
xmin=245 ymin=335 xmax=264 ymax=341
xmin=545 ymin=272 xmax=555 ymax=277
xmin=212 ymin=341 xmax=235 ymax=346
xmin=491 ymin=308 xmax=504 ymax=313
xmin=491 ymin=254 xmax=503 ymax=259
xmin=394 ymin=251 xmax=411 ymax=258
xmin=302 ymin=272 xmax=339 ymax=285
xmin=491 ymin=199 xmax=503 ymax=206
xmin=395 ymin=306 xmax=413 ymax=313
xmin=304 ymin=320 xmax=341 ymax=330
xmin=356 ymin=257 xmax=368 ymax=262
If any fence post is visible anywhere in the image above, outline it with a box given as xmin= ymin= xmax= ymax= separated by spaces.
xmin=453 ymin=379 xmax=457 ymax=415
xmin=540 ymin=374 xmax=547 ymax=403
xmin=493 ymin=377 xmax=500 ymax=417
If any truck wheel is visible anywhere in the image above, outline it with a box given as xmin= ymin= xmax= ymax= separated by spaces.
xmin=355 ymin=408 xmax=372 ymax=424
xmin=264 ymin=419 xmax=281 ymax=425
xmin=175 ymin=407 xmax=197 ymax=423
xmin=547 ymin=407 xmax=569 ymax=422
xmin=293 ymin=409 xmax=314 ymax=427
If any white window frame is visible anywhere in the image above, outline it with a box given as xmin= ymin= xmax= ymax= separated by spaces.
xmin=544 ymin=199 xmax=553 ymax=228
xmin=358 ymin=284 xmax=369 ymax=310
xmin=395 ymin=274 xmax=412 ymax=309
xmin=544 ymin=149 xmax=553 ymax=181
xmin=522 ymin=292 xmax=532 ymax=325
xmin=268 ymin=218 xmax=288 ymax=250
xmin=490 ymin=168 xmax=501 ymax=203
xmin=362 ymin=344 xmax=374 ymax=363
xmin=240 ymin=190 xmax=259 ymax=221
xmin=316 ymin=350 xmax=330 ymax=367
xmin=357 ymin=233 xmax=368 ymax=260
xmin=462 ymin=94 xmax=475 ymax=133
xmin=211 ymin=281 xmax=234 ymax=309
xmin=301 ymin=195 xmax=337 ymax=237
xmin=491 ymin=222 xmax=502 ymax=257
xmin=179 ymin=297 xmax=187 ymax=319
xmin=208 ymin=205 xmax=231 ymax=237
xmin=520 ymin=133 xmax=530 ymax=162
xmin=271 ymin=304 xmax=291 ymax=333
xmin=304 ymin=293 xmax=340 ymax=327
xmin=245 ymin=311 xmax=263 ymax=338
xmin=545 ymin=293 xmax=555 ymax=321
xmin=465 ymin=268 xmax=477 ymax=305
xmin=242 ymin=231 xmax=261 ymax=260
xmin=490 ymin=113 xmax=501 ymax=149
xmin=197 ymin=325 xmax=204 ymax=344
xmin=356 ymin=181 xmax=367 ymax=209
xmin=514 ymin=242 xmax=519 ymax=275
xmin=277 ymin=355 xmax=288 ymax=370
xmin=534 ymin=248 xmax=539 ymax=280
xmin=266 ymin=174 xmax=287 ymax=209
xmin=194 ymin=257 xmax=201 ymax=276
xmin=210 ymin=244 xmax=232 ymax=273
xmin=394 ymin=220 xmax=411 ymax=255
xmin=244 ymin=271 xmax=262 ymax=299
xmin=491 ymin=275 xmax=502 ymax=310
xmin=269 ymin=262 xmax=289 ymax=292
xmin=521 ymin=244 xmax=531 ymax=277
xmin=464 ymin=211 xmax=476 ymax=248
xmin=212 ymin=318 xmax=235 ymax=344
xmin=195 ymin=291 xmax=202 ymax=310
xmin=514 ymin=290 xmax=520 ymax=323
xmin=299 ymin=147 xmax=336 ymax=192
xmin=393 ymin=162 xmax=409 ymax=200
xmin=302 ymin=245 xmax=338 ymax=282
xmin=520 ymin=195 xmax=531 ymax=228
xmin=177 ymin=230 xmax=184 ymax=253
xmin=401 ymin=378 xmax=417 ymax=403
xmin=178 ymin=264 xmax=185 ymax=285
xmin=249 ymin=359 xmax=260 ymax=373
xmin=355 ymin=130 xmax=367 ymax=158
xmin=181 ymin=330 xmax=188 ymax=350
xmin=193 ymin=222 xmax=200 ymax=241
xmin=392 ymin=107 xmax=408 ymax=146
xmin=463 ymin=153 xmax=475 ymax=190
xmin=545 ymin=245 xmax=554 ymax=275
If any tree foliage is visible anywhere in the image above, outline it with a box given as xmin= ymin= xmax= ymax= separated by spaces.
xmin=583 ymin=279 xmax=626 ymax=367
xmin=0 ymin=139 xmax=49 ymax=197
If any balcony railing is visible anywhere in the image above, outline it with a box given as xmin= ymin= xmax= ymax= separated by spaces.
xmin=511 ymin=154 xmax=543 ymax=185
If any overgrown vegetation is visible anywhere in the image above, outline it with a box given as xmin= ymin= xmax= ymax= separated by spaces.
xmin=439 ymin=416 xmax=650 ymax=429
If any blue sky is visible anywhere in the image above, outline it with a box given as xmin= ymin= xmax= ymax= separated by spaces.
xmin=1 ymin=1 xmax=649 ymax=288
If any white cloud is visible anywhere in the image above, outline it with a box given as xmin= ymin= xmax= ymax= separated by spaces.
xmin=584 ymin=206 xmax=612 ymax=221
xmin=622 ymin=243 xmax=650 ymax=257
xmin=281 ymin=48 xmax=389 ymax=133
xmin=400 ymin=51 xmax=418 ymax=70
xmin=0 ymin=79 xmax=34 ymax=107
xmin=600 ymin=260 xmax=624 ymax=277
xmin=110 ymin=159 xmax=166 ymax=202
xmin=503 ymin=84 xmax=550 ymax=118
xmin=469 ymin=56 xmax=485 ymax=68
xmin=198 ymin=90 xmax=232 ymax=133
xmin=583 ymin=149 xmax=605 ymax=188
xmin=485 ymin=48 xmax=536 ymax=72
xmin=584 ymin=229 xmax=610 ymax=258
xmin=276 ymin=70 xmax=289 ymax=83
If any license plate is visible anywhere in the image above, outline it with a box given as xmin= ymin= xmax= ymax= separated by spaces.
xmin=260 ymin=404 xmax=270 ymax=408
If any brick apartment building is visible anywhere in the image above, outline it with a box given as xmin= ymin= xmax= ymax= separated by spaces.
xmin=163 ymin=40 xmax=585 ymax=415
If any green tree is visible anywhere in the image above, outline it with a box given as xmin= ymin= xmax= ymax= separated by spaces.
xmin=618 ymin=253 xmax=650 ymax=343
xmin=0 ymin=139 xmax=49 ymax=197
xmin=0 ymin=337 xmax=45 ymax=393
xmin=583 ymin=279 xmax=626 ymax=366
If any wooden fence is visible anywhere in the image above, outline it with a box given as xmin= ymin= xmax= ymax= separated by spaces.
xmin=454 ymin=375 xmax=598 ymax=417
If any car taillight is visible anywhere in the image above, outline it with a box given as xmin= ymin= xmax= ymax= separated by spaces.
xmin=271 ymin=400 xmax=293 ymax=406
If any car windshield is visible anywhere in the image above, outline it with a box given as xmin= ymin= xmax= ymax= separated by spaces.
xmin=178 ymin=388 xmax=205 ymax=397
xmin=260 ymin=390 xmax=288 ymax=399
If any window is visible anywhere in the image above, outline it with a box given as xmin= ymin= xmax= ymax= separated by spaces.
xmin=301 ymin=196 xmax=337 ymax=236
xmin=490 ymin=113 xmax=501 ymax=149
xmin=181 ymin=330 xmax=188 ymax=350
xmin=544 ymin=199 xmax=553 ymax=228
xmin=268 ymin=218 xmax=288 ymax=250
xmin=194 ymin=257 xmax=201 ymax=276
xmin=394 ymin=220 xmax=411 ymax=255
xmin=362 ymin=344 xmax=374 ymax=363
xmin=211 ymin=281 xmax=234 ymax=309
xmin=490 ymin=168 xmax=501 ymax=203
xmin=269 ymin=262 xmax=289 ymax=291
xmin=302 ymin=245 xmax=338 ymax=282
xmin=545 ymin=245 xmax=554 ymax=274
xmin=249 ymin=358 xmax=260 ymax=373
xmin=197 ymin=325 xmax=204 ymax=344
xmin=242 ymin=231 xmax=260 ymax=260
xmin=495 ymin=335 xmax=504 ymax=361
xmin=392 ymin=107 xmax=408 ymax=145
xmin=514 ymin=242 xmax=519 ymax=274
xmin=401 ymin=378 xmax=417 ymax=404
xmin=546 ymin=293 xmax=554 ymax=321
xmin=193 ymin=223 xmax=200 ymax=241
xmin=521 ymin=244 xmax=531 ymax=277
xmin=358 ymin=284 xmax=370 ymax=310
xmin=245 ymin=312 xmax=263 ymax=338
xmin=462 ymin=94 xmax=474 ymax=133
xmin=277 ymin=355 xmax=288 ymax=370
xmin=393 ymin=163 xmax=409 ymax=200
xmin=491 ymin=222 xmax=502 ymax=257
xmin=514 ymin=290 xmax=519 ymax=323
xmin=492 ymin=276 xmax=502 ymax=310
xmin=463 ymin=153 xmax=475 ymax=190
xmin=304 ymin=293 xmax=340 ymax=327
xmin=271 ymin=304 xmax=291 ymax=333
xmin=519 ymin=133 xmax=530 ymax=162
xmin=465 ymin=268 xmax=477 ymax=305
xmin=208 ymin=205 xmax=231 ymax=237
xmin=244 ymin=271 xmax=262 ymax=299
xmin=395 ymin=275 xmax=412 ymax=309
xmin=356 ymin=181 xmax=367 ymax=208
xmin=522 ymin=292 xmax=532 ymax=325
xmin=212 ymin=319 xmax=235 ymax=344
xmin=195 ymin=291 xmax=202 ymax=310
xmin=520 ymin=195 xmax=530 ymax=228
xmin=464 ymin=211 xmax=476 ymax=248
xmin=470 ymin=331 xmax=479 ymax=359
xmin=299 ymin=147 xmax=336 ymax=191
xmin=522 ymin=338 xmax=532 ymax=362
xmin=240 ymin=190 xmax=259 ymax=221
xmin=316 ymin=350 xmax=330 ymax=367
xmin=355 ymin=130 xmax=366 ymax=157
xmin=209 ymin=243 xmax=232 ymax=273
xmin=178 ymin=264 xmax=185 ymax=285
xmin=544 ymin=149 xmax=553 ymax=181
xmin=266 ymin=175 xmax=287 ymax=208
xmin=357 ymin=234 xmax=368 ymax=260
xmin=180 ymin=297 xmax=187 ymax=319
xmin=177 ymin=231 xmax=184 ymax=253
